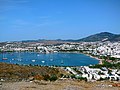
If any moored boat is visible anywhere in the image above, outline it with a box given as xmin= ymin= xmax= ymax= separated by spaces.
xmin=2 ymin=58 xmax=8 ymax=60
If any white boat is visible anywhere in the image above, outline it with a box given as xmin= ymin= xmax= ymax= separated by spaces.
xmin=12 ymin=59 xmax=15 ymax=60
xmin=32 ymin=60 xmax=36 ymax=62
xmin=17 ymin=51 xmax=22 ymax=61
xmin=2 ymin=58 xmax=8 ymax=60
xmin=37 ymin=54 xmax=40 ymax=56
xmin=50 ymin=58 xmax=53 ymax=61
xmin=18 ymin=58 xmax=22 ymax=61
xmin=41 ymin=60 xmax=45 ymax=63
xmin=2 ymin=53 xmax=8 ymax=60
xmin=61 ymin=60 xmax=64 ymax=64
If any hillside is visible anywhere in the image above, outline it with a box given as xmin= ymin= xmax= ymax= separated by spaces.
xmin=77 ymin=32 xmax=120 ymax=42
xmin=0 ymin=63 xmax=64 ymax=82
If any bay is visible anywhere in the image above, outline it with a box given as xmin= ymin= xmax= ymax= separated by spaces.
xmin=0 ymin=52 xmax=99 ymax=66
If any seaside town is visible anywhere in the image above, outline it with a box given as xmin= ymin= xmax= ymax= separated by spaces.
xmin=0 ymin=41 xmax=120 ymax=83
xmin=1 ymin=41 xmax=120 ymax=57
xmin=1 ymin=0 xmax=120 ymax=89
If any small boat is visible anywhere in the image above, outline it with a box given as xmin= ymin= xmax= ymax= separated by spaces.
xmin=17 ymin=51 xmax=22 ymax=61
xmin=61 ymin=60 xmax=64 ymax=64
xmin=41 ymin=60 xmax=45 ymax=63
xmin=37 ymin=54 xmax=40 ymax=56
xmin=32 ymin=60 xmax=36 ymax=62
xmin=2 ymin=52 xmax=8 ymax=60
xmin=2 ymin=58 xmax=8 ymax=60
xmin=12 ymin=58 xmax=15 ymax=60
xmin=50 ymin=58 xmax=53 ymax=61
xmin=18 ymin=59 xmax=22 ymax=61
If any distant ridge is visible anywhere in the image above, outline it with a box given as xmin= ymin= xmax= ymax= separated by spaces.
xmin=77 ymin=32 xmax=120 ymax=42
xmin=21 ymin=32 xmax=120 ymax=43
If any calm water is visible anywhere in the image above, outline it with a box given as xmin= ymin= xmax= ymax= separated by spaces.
xmin=0 ymin=52 xmax=99 ymax=66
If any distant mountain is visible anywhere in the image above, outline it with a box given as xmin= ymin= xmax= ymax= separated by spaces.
xmin=77 ymin=32 xmax=120 ymax=42
xmin=21 ymin=32 xmax=120 ymax=43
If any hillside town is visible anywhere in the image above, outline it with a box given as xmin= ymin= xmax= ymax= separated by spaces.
xmin=1 ymin=0 xmax=120 ymax=89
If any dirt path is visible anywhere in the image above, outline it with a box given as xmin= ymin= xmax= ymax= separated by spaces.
xmin=0 ymin=80 xmax=119 ymax=90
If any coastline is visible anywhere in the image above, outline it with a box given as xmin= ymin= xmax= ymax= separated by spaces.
xmin=84 ymin=54 xmax=103 ymax=65
xmin=90 ymin=56 xmax=103 ymax=64
xmin=58 ymin=51 xmax=103 ymax=65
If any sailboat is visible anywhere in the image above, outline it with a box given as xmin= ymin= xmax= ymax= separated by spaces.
xmin=17 ymin=51 xmax=22 ymax=61
xmin=2 ymin=52 xmax=8 ymax=60
xmin=61 ymin=60 xmax=64 ymax=64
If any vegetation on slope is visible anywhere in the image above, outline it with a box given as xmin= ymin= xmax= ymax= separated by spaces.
xmin=0 ymin=63 xmax=63 ymax=82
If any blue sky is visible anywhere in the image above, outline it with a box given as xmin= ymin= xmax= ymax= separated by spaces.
xmin=0 ymin=0 xmax=120 ymax=41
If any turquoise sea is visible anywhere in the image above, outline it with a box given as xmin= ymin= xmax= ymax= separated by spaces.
xmin=0 ymin=52 xmax=99 ymax=66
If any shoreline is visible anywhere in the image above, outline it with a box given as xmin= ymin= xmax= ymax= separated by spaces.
xmin=58 ymin=51 xmax=103 ymax=65
xmin=90 ymin=55 xmax=103 ymax=64
xmin=84 ymin=54 xmax=103 ymax=65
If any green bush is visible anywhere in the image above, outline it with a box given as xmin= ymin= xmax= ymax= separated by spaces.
xmin=49 ymin=74 xmax=58 ymax=81
xmin=43 ymin=74 xmax=50 ymax=81
xmin=77 ymin=77 xmax=87 ymax=81
xmin=71 ymin=74 xmax=76 ymax=79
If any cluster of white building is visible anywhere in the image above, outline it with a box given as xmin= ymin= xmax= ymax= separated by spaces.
xmin=65 ymin=66 xmax=120 ymax=81
xmin=1 ymin=41 xmax=120 ymax=59
xmin=93 ymin=42 xmax=120 ymax=58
